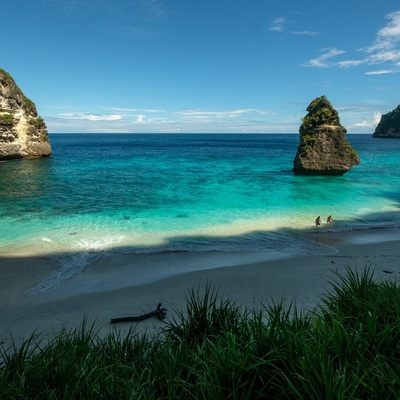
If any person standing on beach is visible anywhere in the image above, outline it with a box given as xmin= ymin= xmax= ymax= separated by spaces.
xmin=315 ymin=216 xmax=321 ymax=226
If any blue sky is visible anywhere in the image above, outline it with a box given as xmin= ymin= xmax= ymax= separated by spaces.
xmin=2 ymin=0 xmax=400 ymax=133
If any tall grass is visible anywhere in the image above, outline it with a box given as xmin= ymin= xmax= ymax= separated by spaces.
xmin=1 ymin=267 xmax=400 ymax=399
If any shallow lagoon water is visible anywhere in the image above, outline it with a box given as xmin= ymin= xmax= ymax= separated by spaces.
xmin=1 ymin=133 xmax=400 ymax=289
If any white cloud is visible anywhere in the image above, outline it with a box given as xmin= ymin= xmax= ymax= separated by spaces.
xmin=269 ymin=17 xmax=285 ymax=32
xmin=175 ymin=109 xmax=273 ymax=118
xmin=365 ymin=69 xmax=399 ymax=75
xmin=350 ymin=112 xmax=382 ymax=130
xmin=336 ymin=60 xmax=364 ymax=68
xmin=59 ymin=113 xmax=122 ymax=121
xmin=108 ymin=107 xmax=165 ymax=113
xmin=365 ymin=11 xmax=400 ymax=53
xmin=269 ymin=16 xmax=320 ymax=36
xmin=372 ymin=111 xmax=382 ymax=126
xmin=304 ymin=10 xmax=400 ymax=72
xmin=289 ymin=30 xmax=320 ymax=36
xmin=160 ymin=128 xmax=181 ymax=133
xmin=45 ymin=107 xmax=288 ymax=134
xmin=302 ymin=48 xmax=346 ymax=68
xmin=368 ymin=50 xmax=400 ymax=64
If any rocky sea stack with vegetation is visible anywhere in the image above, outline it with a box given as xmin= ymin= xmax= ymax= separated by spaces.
xmin=293 ymin=96 xmax=360 ymax=175
xmin=0 ymin=68 xmax=51 ymax=160
xmin=373 ymin=105 xmax=400 ymax=138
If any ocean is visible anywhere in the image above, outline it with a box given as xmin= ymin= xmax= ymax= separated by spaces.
xmin=1 ymin=133 xmax=400 ymax=289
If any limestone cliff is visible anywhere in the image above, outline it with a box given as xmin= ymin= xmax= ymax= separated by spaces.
xmin=373 ymin=105 xmax=400 ymax=138
xmin=293 ymin=96 xmax=360 ymax=175
xmin=0 ymin=69 xmax=52 ymax=160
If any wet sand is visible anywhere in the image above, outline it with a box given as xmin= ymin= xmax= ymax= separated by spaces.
xmin=1 ymin=228 xmax=400 ymax=348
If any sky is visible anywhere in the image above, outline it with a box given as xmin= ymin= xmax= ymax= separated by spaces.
xmin=2 ymin=0 xmax=400 ymax=134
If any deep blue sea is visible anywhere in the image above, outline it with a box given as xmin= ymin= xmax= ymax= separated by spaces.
xmin=1 ymin=133 xmax=400 ymax=288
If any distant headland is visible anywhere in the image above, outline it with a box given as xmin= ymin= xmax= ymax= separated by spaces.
xmin=373 ymin=105 xmax=400 ymax=138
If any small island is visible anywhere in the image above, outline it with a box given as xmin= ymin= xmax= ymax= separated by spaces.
xmin=293 ymin=96 xmax=360 ymax=175
xmin=373 ymin=105 xmax=400 ymax=138
xmin=0 ymin=68 xmax=52 ymax=160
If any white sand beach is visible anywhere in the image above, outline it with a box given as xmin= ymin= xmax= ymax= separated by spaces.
xmin=1 ymin=228 xmax=400 ymax=348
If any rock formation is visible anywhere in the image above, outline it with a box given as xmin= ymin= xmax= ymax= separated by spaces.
xmin=0 ymin=68 xmax=52 ymax=160
xmin=373 ymin=105 xmax=400 ymax=138
xmin=293 ymin=96 xmax=360 ymax=175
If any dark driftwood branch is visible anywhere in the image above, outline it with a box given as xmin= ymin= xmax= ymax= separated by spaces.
xmin=110 ymin=303 xmax=167 ymax=324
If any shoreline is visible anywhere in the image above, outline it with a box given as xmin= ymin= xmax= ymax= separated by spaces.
xmin=1 ymin=227 xmax=400 ymax=347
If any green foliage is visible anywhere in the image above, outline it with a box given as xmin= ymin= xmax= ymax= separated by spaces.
xmin=346 ymin=141 xmax=358 ymax=157
xmin=0 ymin=68 xmax=16 ymax=85
xmin=163 ymin=283 xmax=242 ymax=345
xmin=301 ymin=134 xmax=316 ymax=153
xmin=30 ymin=116 xmax=49 ymax=141
xmin=33 ymin=117 xmax=45 ymax=130
xmin=300 ymin=95 xmax=340 ymax=134
xmin=40 ymin=132 xmax=49 ymax=142
xmin=2 ymin=268 xmax=400 ymax=399
xmin=0 ymin=113 xmax=14 ymax=126
xmin=23 ymin=97 xmax=36 ymax=114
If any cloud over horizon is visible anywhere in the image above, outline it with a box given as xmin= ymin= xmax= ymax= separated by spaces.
xmin=59 ymin=113 xmax=123 ymax=121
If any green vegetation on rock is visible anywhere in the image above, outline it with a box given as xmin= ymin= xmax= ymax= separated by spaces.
xmin=0 ymin=113 xmax=14 ymax=126
xmin=301 ymin=134 xmax=316 ymax=153
xmin=300 ymin=95 xmax=340 ymax=135
xmin=346 ymin=141 xmax=358 ymax=157
xmin=0 ymin=68 xmax=16 ymax=85
xmin=33 ymin=116 xmax=46 ymax=130
xmin=23 ymin=96 xmax=36 ymax=114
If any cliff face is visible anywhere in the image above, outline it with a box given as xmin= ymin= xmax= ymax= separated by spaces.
xmin=373 ymin=105 xmax=400 ymax=138
xmin=293 ymin=96 xmax=360 ymax=175
xmin=0 ymin=69 xmax=52 ymax=160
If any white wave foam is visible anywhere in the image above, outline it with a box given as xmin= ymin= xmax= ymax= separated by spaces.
xmin=34 ymin=252 xmax=102 ymax=292
xmin=34 ymin=235 xmax=125 ymax=292
xmin=71 ymin=235 xmax=125 ymax=251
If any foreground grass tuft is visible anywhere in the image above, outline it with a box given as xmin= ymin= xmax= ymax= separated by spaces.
xmin=1 ymin=267 xmax=400 ymax=399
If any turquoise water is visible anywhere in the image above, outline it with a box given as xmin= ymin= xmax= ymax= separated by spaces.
xmin=1 ymin=134 xmax=400 ymax=268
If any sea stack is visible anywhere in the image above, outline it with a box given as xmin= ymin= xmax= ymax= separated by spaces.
xmin=373 ymin=105 xmax=400 ymax=138
xmin=293 ymin=96 xmax=360 ymax=175
xmin=0 ymin=68 xmax=52 ymax=160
